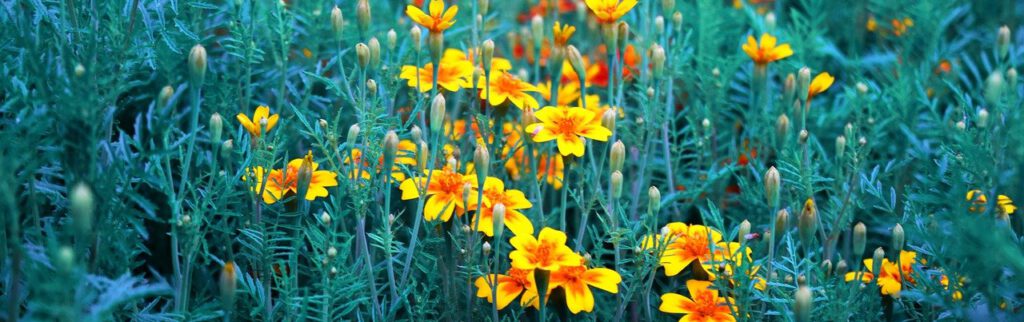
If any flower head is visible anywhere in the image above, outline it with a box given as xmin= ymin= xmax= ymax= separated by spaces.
xmin=642 ymin=223 xmax=723 ymax=276
xmin=807 ymin=72 xmax=835 ymax=102
xmin=742 ymin=33 xmax=793 ymax=66
xmin=237 ymin=106 xmax=280 ymax=138
xmin=509 ymin=227 xmax=582 ymax=271
xmin=552 ymin=22 xmax=576 ymax=48
xmin=526 ymin=106 xmax=612 ymax=157
xmin=479 ymin=72 xmax=540 ymax=110
xmin=966 ymin=189 xmax=1016 ymax=216
xmin=467 ymin=177 xmax=535 ymax=237
xmin=406 ymin=0 xmax=458 ymax=33
xmin=549 ymin=259 xmax=622 ymax=314
xmin=659 ymin=280 xmax=736 ymax=322
xmin=844 ymin=250 xmax=920 ymax=296
xmin=400 ymin=57 xmax=474 ymax=93
xmin=475 ymin=268 xmax=540 ymax=310
xmin=245 ymin=153 xmax=339 ymax=204
xmin=399 ymin=166 xmax=475 ymax=221
xmin=585 ymin=0 xmax=638 ymax=24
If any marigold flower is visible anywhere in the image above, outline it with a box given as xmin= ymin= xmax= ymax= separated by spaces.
xmin=236 ymin=106 xmax=280 ymax=138
xmin=399 ymin=165 xmax=476 ymax=221
xmin=526 ymin=106 xmax=612 ymax=157
xmin=642 ymin=223 xmax=723 ymax=276
xmin=585 ymin=0 xmax=638 ymax=24
xmin=509 ymin=227 xmax=582 ymax=271
xmin=445 ymin=48 xmax=512 ymax=73
xmin=561 ymin=57 xmax=607 ymax=87
xmin=478 ymin=71 xmax=540 ymax=110
xmin=741 ymin=33 xmax=793 ymax=66
xmin=400 ymin=57 xmax=475 ymax=93
xmin=537 ymin=81 xmax=582 ymax=106
xmin=345 ymin=139 xmax=418 ymax=181
xmin=806 ymin=72 xmax=834 ymax=102
xmin=467 ymin=177 xmax=535 ymax=237
xmin=966 ymin=189 xmax=1017 ymax=216
xmin=474 ymin=268 xmax=540 ymax=310
xmin=406 ymin=0 xmax=458 ymax=34
xmin=552 ymin=22 xmax=576 ymax=48
xmin=844 ymin=250 xmax=920 ymax=296
xmin=659 ymin=280 xmax=736 ymax=322
xmin=245 ymin=154 xmax=339 ymax=204
xmin=549 ymin=259 xmax=622 ymax=314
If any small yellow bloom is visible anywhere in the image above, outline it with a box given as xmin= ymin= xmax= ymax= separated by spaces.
xmin=236 ymin=106 xmax=280 ymax=138
xmin=641 ymin=223 xmax=723 ymax=276
xmin=844 ymin=250 xmax=919 ymax=296
xmin=405 ymin=0 xmax=458 ymax=34
xmin=526 ymin=106 xmax=612 ymax=157
xmin=537 ymin=81 xmax=582 ymax=107
xmin=807 ymin=72 xmax=835 ymax=102
xmin=245 ymin=153 xmax=339 ymax=204
xmin=549 ymin=259 xmax=622 ymax=314
xmin=966 ymin=189 xmax=1016 ymax=216
xmin=585 ymin=0 xmax=638 ymax=24
xmin=474 ymin=268 xmax=540 ymax=310
xmin=552 ymin=22 xmax=576 ymax=48
xmin=509 ymin=227 xmax=581 ymax=271
xmin=399 ymin=57 xmax=475 ymax=93
xmin=741 ymin=33 xmax=793 ymax=66
xmin=399 ymin=166 xmax=475 ymax=222
xmin=479 ymin=72 xmax=540 ymax=110
xmin=467 ymin=177 xmax=535 ymax=237
xmin=659 ymin=280 xmax=736 ymax=322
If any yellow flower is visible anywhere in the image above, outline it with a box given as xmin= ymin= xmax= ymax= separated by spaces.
xmin=245 ymin=152 xmax=339 ymax=204
xmin=467 ymin=177 xmax=535 ymax=237
xmin=399 ymin=166 xmax=476 ymax=221
xmin=400 ymin=57 xmax=475 ymax=93
xmin=445 ymin=48 xmax=512 ymax=73
xmin=552 ymin=22 xmax=576 ymax=48
xmin=537 ymin=153 xmax=565 ymax=189
xmin=509 ymin=227 xmax=582 ymax=271
xmin=966 ymin=189 xmax=1016 ymax=216
xmin=479 ymin=71 xmax=540 ymax=110
xmin=526 ymin=106 xmax=612 ymax=157
xmin=659 ymin=280 xmax=736 ymax=322
xmin=236 ymin=106 xmax=280 ymax=138
xmin=474 ymin=268 xmax=540 ymax=310
xmin=405 ymin=0 xmax=458 ymax=34
xmin=549 ymin=259 xmax=622 ymax=314
xmin=344 ymin=139 xmax=418 ymax=181
xmin=741 ymin=33 xmax=793 ymax=66
xmin=585 ymin=0 xmax=638 ymax=24
xmin=642 ymin=223 xmax=723 ymax=276
xmin=537 ymin=81 xmax=582 ymax=107
xmin=844 ymin=250 xmax=919 ymax=296
xmin=806 ymin=72 xmax=835 ymax=102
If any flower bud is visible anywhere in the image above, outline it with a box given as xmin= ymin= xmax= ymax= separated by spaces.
xmin=330 ymin=6 xmax=344 ymax=40
xmin=611 ymin=171 xmax=624 ymax=199
xmin=428 ymin=33 xmax=444 ymax=64
xmin=210 ymin=113 xmax=224 ymax=144
xmin=856 ymin=82 xmax=869 ymax=95
xmin=368 ymin=37 xmax=381 ymax=68
xmin=798 ymin=198 xmax=817 ymax=247
xmin=794 ymin=286 xmax=812 ymax=322
xmin=654 ymin=16 xmax=665 ymax=37
xmin=430 ymin=94 xmax=446 ymax=133
xmin=566 ymin=45 xmax=586 ymax=83
xmin=74 ymin=64 xmax=85 ymax=77
xmin=648 ymin=186 xmax=662 ymax=214
xmin=821 ymin=259 xmax=833 ymax=278
xmin=482 ymin=241 xmax=492 ymax=254
xmin=474 ymin=144 xmax=490 ymax=184
xmin=347 ymin=124 xmax=361 ymax=147
xmin=366 ymin=79 xmax=377 ymax=96
xmin=776 ymin=114 xmax=790 ymax=140
xmin=355 ymin=43 xmax=370 ymax=68
xmin=891 ymin=223 xmax=904 ymax=253
xmin=220 ymin=261 xmax=238 ymax=308
xmin=836 ymin=259 xmax=849 ymax=276
xmin=774 ymin=208 xmax=789 ymax=237
xmin=871 ymin=247 xmax=885 ymax=281
xmin=482 ymin=39 xmax=495 ymax=70
xmin=764 ymin=166 xmax=780 ymax=208
xmin=616 ymin=22 xmax=629 ymax=52
xmin=221 ymin=140 xmax=234 ymax=157
xmin=320 ymin=212 xmax=332 ymax=225
xmin=985 ymin=71 xmax=1004 ymax=104
xmin=672 ymin=12 xmax=682 ymax=26
xmin=189 ymin=44 xmax=208 ymax=83
xmin=997 ymin=25 xmax=1011 ymax=59
xmin=650 ymin=45 xmax=666 ymax=78
xmin=492 ymin=202 xmax=506 ymax=239
xmin=977 ymin=109 xmax=990 ymax=128
xmin=797 ymin=67 xmax=811 ymax=101
xmin=531 ymin=16 xmax=544 ymax=45
xmin=521 ymin=106 xmax=537 ymax=128
xmin=417 ymin=141 xmax=429 ymax=172
xmin=610 ymin=140 xmax=625 ymax=173
xmin=781 ymin=73 xmax=796 ymax=104
xmin=410 ymin=26 xmax=423 ymax=52
xmin=601 ymin=109 xmax=617 ymax=133
xmin=158 ymin=85 xmax=174 ymax=108
xmin=318 ymin=119 xmax=328 ymax=130
xmin=662 ymin=0 xmax=675 ymax=13
xmin=409 ymin=125 xmax=423 ymax=143
xmin=383 ymin=130 xmax=399 ymax=166
xmin=853 ymin=222 xmax=867 ymax=259
xmin=70 ymin=183 xmax=95 ymax=235
xmin=956 ymin=120 xmax=966 ymax=131
xmin=327 ymin=246 xmax=338 ymax=258
xmin=798 ymin=130 xmax=809 ymax=144
xmin=296 ymin=151 xmax=315 ymax=196
xmin=356 ymin=0 xmax=371 ymax=32
xmin=57 ymin=246 xmax=75 ymax=273
xmin=1008 ymin=68 xmax=1018 ymax=90
xmin=765 ymin=12 xmax=777 ymax=31
xmin=602 ymin=24 xmax=618 ymax=52
xmin=479 ymin=0 xmax=490 ymax=16
xmin=387 ymin=29 xmax=398 ymax=50
xmin=835 ymin=135 xmax=846 ymax=159
xmin=738 ymin=220 xmax=751 ymax=241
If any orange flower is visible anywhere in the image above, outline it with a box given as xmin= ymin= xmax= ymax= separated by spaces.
xmin=509 ymin=227 xmax=581 ymax=271
xmin=400 ymin=57 xmax=475 ymax=93
xmin=552 ymin=22 xmax=576 ymax=47
xmin=642 ymin=223 xmax=723 ymax=276
xmin=446 ymin=48 xmax=512 ymax=73
xmin=467 ymin=177 xmax=535 ymax=237
xmin=620 ymin=44 xmax=641 ymax=80
xmin=806 ymin=72 xmax=834 ymax=102
xmin=475 ymin=268 xmax=540 ymax=310
xmin=741 ymin=33 xmax=793 ymax=66
xmin=561 ymin=56 xmax=608 ymax=87
xmin=549 ymin=259 xmax=622 ymax=314
xmin=399 ymin=166 xmax=476 ymax=221
xmin=245 ymin=152 xmax=339 ymax=204
xmin=585 ymin=0 xmax=638 ymax=24
xmin=659 ymin=280 xmax=736 ymax=322
xmin=526 ymin=106 xmax=612 ymax=157
xmin=844 ymin=250 xmax=920 ymax=296
xmin=479 ymin=71 xmax=540 ymax=110
xmin=236 ymin=106 xmax=280 ymax=138
xmin=406 ymin=0 xmax=458 ymax=33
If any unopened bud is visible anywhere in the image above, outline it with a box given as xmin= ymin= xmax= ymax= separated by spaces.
xmin=387 ymin=29 xmax=398 ymax=50
xmin=531 ymin=16 xmax=544 ymax=44
xmin=856 ymin=82 xmax=869 ymax=95
xmin=977 ymin=109 xmax=989 ymax=128
xmin=611 ymin=171 xmax=624 ymax=199
xmin=355 ymin=43 xmax=370 ymax=68
xmin=650 ymin=45 xmax=666 ymax=78
xmin=997 ymin=25 xmax=1011 ymax=59
xmin=70 ymin=183 xmax=95 ymax=235
xmin=775 ymin=209 xmax=789 ymax=237
xmin=797 ymin=67 xmax=811 ymax=101
xmin=320 ymin=212 xmax=332 ymax=224
xmin=648 ymin=186 xmax=661 ymax=214
xmin=210 ymin=113 xmax=224 ymax=144
xmin=654 ymin=16 xmax=665 ymax=37
xmin=428 ymin=33 xmax=444 ymax=64
xmin=430 ymin=94 xmax=446 ymax=133
xmin=356 ymin=0 xmax=371 ymax=32
xmin=479 ymin=0 xmax=490 ymax=16
xmin=610 ymin=140 xmax=625 ymax=172
xmin=482 ymin=39 xmax=495 ymax=69
xmin=738 ymin=220 xmax=751 ymax=241
xmin=567 ymin=46 xmax=586 ymax=83
xmin=765 ymin=12 xmax=777 ymax=31
xmin=383 ymin=130 xmax=399 ymax=166
xmin=985 ymin=71 xmax=1004 ymax=104
xmin=159 ymin=85 xmax=174 ymax=107
xmin=799 ymin=199 xmax=817 ymax=247
xmin=221 ymin=140 xmax=234 ymax=157
xmin=662 ymin=0 xmax=675 ymax=13
xmin=74 ymin=64 xmax=85 ymax=77
xmin=783 ymin=73 xmax=796 ymax=105
xmin=836 ymin=260 xmax=849 ymax=276
xmin=1008 ymin=68 xmax=1018 ymax=90
xmin=776 ymin=114 xmax=790 ymax=140
xmin=492 ymin=202 xmax=506 ymax=239
xmin=347 ymin=124 xmax=361 ymax=147
xmin=189 ymin=44 xmax=208 ymax=83
xmin=57 ymin=246 xmax=74 ymax=273
xmin=798 ymin=130 xmax=809 ymax=144
xmin=835 ymin=136 xmax=846 ymax=159
xmin=891 ymin=223 xmax=904 ymax=252
xmin=220 ymin=261 xmax=238 ymax=308
xmin=764 ymin=166 xmax=780 ymax=208
xmin=327 ymin=246 xmax=338 ymax=258
xmin=482 ymin=241 xmax=492 ymax=254
xmin=474 ymin=144 xmax=490 ymax=184
xmin=794 ymin=286 xmax=812 ymax=322
xmin=853 ymin=222 xmax=867 ymax=259
xmin=871 ymin=247 xmax=885 ymax=280
xmin=368 ymin=37 xmax=381 ymax=68
xmin=330 ymin=6 xmax=344 ymax=40
xmin=672 ymin=12 xmax=682 ymax=26
xmin=410 ymin=26 xmax=422 ymax=51
xmin=417 ymin=141 xmax=429 ymax=172
xmin=602 ymin=109 xmax=617 ymax=132
xmin=366 ymin=79 xmax=377 ymax=96
xmin=617 ymin=22 xmax=629 ymax=52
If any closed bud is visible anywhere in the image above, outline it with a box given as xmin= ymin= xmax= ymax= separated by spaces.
xmin=871 ymin=247 xmax=885 ymax=281
xmin=521 ymin=106 xmax=537 ymax=128
xmin=617 ymin=22 xmax=629 ymax=52
xmin=210 ymin=113 xmax=224 ymax=144
xmin=775 ymin=209 xmax=789 ymax=237
xmin=388 ymin=213 xmax=396 ymax=225
xmin=482 ymin=241 xmax=492 ymax=254
xmin=430 ymin=94 xmax=446 ymax=133
xmin=220 ymin=262 xmax=238 ymax=309
xmin=794 ymin=286 xmax=812 ymax=322
xmin=764 ymin=166 xmax=780 ymax=208
xmin=662 ymin=0 xmax=675 ymax=13
xmin=221 ymin=140 xmax=234 ymax=157
xmin=347 ymin=124 xmax=361 ymax=147
xmin=738 ymin=220 xmax=751 ymax=241
xmin=648 ymin=186 xmax=662 ymax=214
xmin=531 ymin=16 xmax=544 ymax=44
xmin=366 ymin=38 xmax=381 ymax=68
xmin=327 ymin=246 xmax=338 ymax=258
xmin=602 ymin=24 xmax=618 ymax=51
xmin=702 ymin=118 xmax=711 ymax=129
xmin=776 ymin=114 xmax=790 ymax=140
xmin=492 ymin=202 xmax=506 ymax=239
xmin=318 ymin=119 xmax=328 ymax=130
xmin=158 ymin=85 xmax=174 ymax=107
xmin=387 ymin=29 xmax=398 ymax=50
xmin=956 ymin=121 xmax=966 ymax=131
xmin=610 ymin=140 xmax=625 ymax=172
xmin=474 ymin=144 xmax=490 ymax=184
xmin=858 ymin=136 xmax=867 ymax=146
xmin=1008 ymin=68 xmax=1018 ymax=90
xmin=891 ymin=223 xmax=904 ymax=252
xmin=650 ymin=45 xmax=666 ymax=78
xmin=654 ymin=16 xmax=665 ymax=37
xmin=355 ymin=43 xmax=370 ymax=68
xmin=356 ymin=0 xmax=371 ymax=32
xmin=782 ymin=73 xmax=796 ymax=105
xmin=611 ymin=171 xmax=624 ymax=199
xmin=835 ymin=135 xmax=846 ymax=159
xmin=844 ymin=123 xmax=855 ymax=141
xmin=366 ymin=79 xmax=377 ymax=96
xmin=479 ymin=0 xmax=490 ymax=16
xmin=977 ymin=109 xmax=990 ymax=128
xmin=797 ymin=67 xmax=811 ymax=101
xmin=417 ymin=141 xmax=429 ymax=172
xmin=856 ymin=82 xmax=869 ymax=95
xmin=672 ymin=12 xmax=682 ymax=26
xmin=997 ymin=25 xmax=1011 ymax=59
xmin=567 ymin=45 xmax=586 ymax=83
xmin=188 ymin=44 xmax=208 ymax=83
xmin=765 ymin=12 xmax=777 ymax=31
xmin=74 ymin=64 xmax=85 ymax=77
xmin=853 ymin=222 xmax=867 ymax=259
xmin=330 ymin=6 xmax=344 ymax=40
xmin=482 ymin=39 xmax=495 ymax=69
xmin=798 ymin=130 xmax=809 ymax=144
xmin=320 ymin=212 xmax=332 ymax=225
xmin=602 ymin=109 xmax=617 ymax=132
xmin=410 ymin=125 xmax=423 ymax=143
xmin=799 ymin=198 xmax=817 ymax=246
xmin=383 ymin=130 xmax=399 ymax=166
xmin=410 ymin=26 xmax=423 ymax=51
xmin=57 ymin=246 xmax=75 ymax=273
xmin=985 ymin=71 xmax=1004 ymax=104
xmin=428 ymin=33 xmax=444 ymax=64
xmin=70 ymin=183 xmax=95 ymax=235
xmin=821 ymin=259 xmax=833 ymax=278
xmin=297 ymin=151 xmax=315 ymax=195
